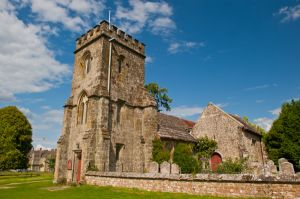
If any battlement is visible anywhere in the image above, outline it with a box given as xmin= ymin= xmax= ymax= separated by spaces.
xmin=75 ymin=20 xmax=145 ymax=55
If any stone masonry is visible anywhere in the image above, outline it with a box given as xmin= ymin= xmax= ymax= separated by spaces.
xmin=192 ymin=103 xmax=265 ymax=168
xmin=54 ymin=20 xmax=157 ymax=183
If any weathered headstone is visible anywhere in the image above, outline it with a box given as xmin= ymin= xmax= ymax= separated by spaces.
xmin=148 ymin=161 xmax=159 ymax=173
xmin=171 ymin=163 xmax=180 ymax=174
xmin=265 ymin=160 xmax=278 ymax=176
xmin=160 ymin=161 xmax=170 ymax=174
xmin=295 ymin=172 xmax=300 ymax=181
xmin=279 ymin=162 xmax=295 ymax=175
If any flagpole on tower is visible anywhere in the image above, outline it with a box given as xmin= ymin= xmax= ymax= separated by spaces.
xmin=108 ymin=10 xmax=111 ymax=30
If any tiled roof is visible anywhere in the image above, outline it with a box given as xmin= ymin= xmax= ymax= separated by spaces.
xmin=157 ymin=113 xmax=197 ymax=142
xmin=229 ymin=114 xmax=261 ymax=136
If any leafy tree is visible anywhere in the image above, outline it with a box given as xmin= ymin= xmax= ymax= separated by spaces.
xmin=145 ymin=83 xmax=172 ymax=112
xmin=173 ymin=143 xmax=199 ymax=174
xmin=151 ymin=138 xmax=170 ymax=164
xmin=47 ymin=158 xmax=56 ymax=172
xmin=0 ymin=106 xmax=32 ymax=169
xmin=264 ymin=100 xmax=300 ymax=171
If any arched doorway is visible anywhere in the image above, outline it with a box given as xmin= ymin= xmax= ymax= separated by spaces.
xmin=210 ymin=152 xmax=222 ymax=171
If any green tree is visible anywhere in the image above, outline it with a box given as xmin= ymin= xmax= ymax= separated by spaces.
xmin=47 ymin=158 xmax=56 ymax=172
xmin=0 ymin=106 xmax=32 ymax=169
xmin=264 ymin=100 xmax=300 ymax=171
xmin=151 ymin=138 xmax=170 ymax=164
xmin=173 ymin=143 xmax=199 ymax=174
xmin=145 ymin=83 xmax=172 ymax=112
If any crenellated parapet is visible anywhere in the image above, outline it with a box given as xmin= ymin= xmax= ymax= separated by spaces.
xmin=75 ymin=20 xmax=145 ymax=56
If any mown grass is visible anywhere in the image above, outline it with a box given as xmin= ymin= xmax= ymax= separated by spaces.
xmin=0 ymin=172 xmax=268 ymax=199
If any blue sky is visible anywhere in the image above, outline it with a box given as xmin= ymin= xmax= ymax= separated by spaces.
xmin=0 ymin=0 xmax=299 ymax=149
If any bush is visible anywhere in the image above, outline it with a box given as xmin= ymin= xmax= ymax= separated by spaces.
xmin=216 ymin=158 xmax=246 ymax=174
xmin=173 ymin=143 xmax=199 ymax=174
xmin=151 ymin=139 xmax=170 ymax=164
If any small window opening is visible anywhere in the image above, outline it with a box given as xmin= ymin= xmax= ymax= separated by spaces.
xmin=85 ymin=56 xmax=91 ymax=74
xmin=118 ymin=55 xmax=124 ymax=73
xmin=251 ymin=139 xmax=256 ymax=146
xmin=116 ymin=143 xmax=124 ymax=161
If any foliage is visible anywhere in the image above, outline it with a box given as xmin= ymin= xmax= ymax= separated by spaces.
xmin=264 ymin=100 xmax=300 ymax=171
xmin=242 ymin=116 xmax=266 ymax=135
xmin=145 ymin=83 xmax=173 ymax=112
xmin=216 ymin=158 xmax=246 ymax=174
xmin=0 ymin=106 xmax=32 ymax=169
xmin=173 ymin=143 xmax=199 ymax=174
xmin=46 ymin=158 xmax=55 ymax=171
xmin=193 ymin=137 xmax=217 ymax=171
xmin=193 ymin=136 xmax=217 ymax=160
xmin=151 ymin=138 xmax=170 ymax=164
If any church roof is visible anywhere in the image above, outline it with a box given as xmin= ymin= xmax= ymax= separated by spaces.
xmin=157 ymin=113 xmax=197 ymax=142
xmin=229 ymin=114 xmax=262 ymax=136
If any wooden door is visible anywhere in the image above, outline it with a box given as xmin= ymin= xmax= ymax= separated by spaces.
xmin=76 ymin=157 xmax=81 ymax=183
xmin=211 ymin=153 xmax=222 ymax=171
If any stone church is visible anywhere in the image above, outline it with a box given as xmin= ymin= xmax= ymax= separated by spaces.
xmin=54 ymin=20 xmax=265 ymax=183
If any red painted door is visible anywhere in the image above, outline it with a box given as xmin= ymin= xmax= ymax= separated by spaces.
xmin=76 ymin=158 xmax=81 ymax=183
xmin=211 ymin=153 xmax=222 ymax=171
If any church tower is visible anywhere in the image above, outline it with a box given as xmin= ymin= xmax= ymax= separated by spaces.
xmin=54 ymin=21 xmax=157 ymax=183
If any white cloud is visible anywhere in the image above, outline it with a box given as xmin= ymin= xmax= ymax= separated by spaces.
xmin=34 ymin=144 xmax=52 ymax=151
xmin=19 ymin=106 xmax=63 ymax=148
xmin=163 ymin=105 xmax=204 ymax=118
xmin=0 ymin=1 xmax=70 ymax=101
xmin=277 ymin=4 xmax=300 ymax=22
xmin=256 ymin=99 xmax=264 ymax=103
xmin=115 ymin=0 xmax=175 ymax=35
xmin=285 ymin=97 xmax=299 ymax=102
xmin=168 ymin=41 xmax=205 ymax=54
xmin=145 ymin=56 xmax=153 ymax=63
xmin=20 ymin=0 xmax=105 ymax=32
xmin=215 ymin=103 xmax=229 ymax=108
xmin=253 ymin=117 xmax=274 ymax=131
xmin=269 ymin=107 xmax=281 ymax=116
xmin=244 ymin=84 xmax=269 ymax=91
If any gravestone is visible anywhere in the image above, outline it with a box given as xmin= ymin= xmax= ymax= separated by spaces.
xmin=148 ymin=161 xmax=159 ymax=173
xmin=160 ymin=161 xmax=170 ymax=174
xmin=279 ymin=159 xmax=295 ymax=175
xmin=171 ymin=163 xmax=180 ymax=174
xmin=265 ymin=160 xmax=278 ymax=176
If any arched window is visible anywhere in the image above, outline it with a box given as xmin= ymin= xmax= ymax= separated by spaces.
xmin=77 ymin=93 xmax=88 ymax=124
xmin=80 ymin=51 xmax=91 ymax=78
xmin=84 ymin=55 xmax=91 ymax=74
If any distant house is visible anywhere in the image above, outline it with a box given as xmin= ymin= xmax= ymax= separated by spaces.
xmin=28 ymin=148 xmax=56 ymax=172
xmin=192 ymin=103 xmax=265 ymax=170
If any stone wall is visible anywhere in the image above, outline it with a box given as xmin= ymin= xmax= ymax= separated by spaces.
xmin=192 ymin=103 xmax=264 ymax=165
xmin=86 ymin=172 xmax=300 ymax=199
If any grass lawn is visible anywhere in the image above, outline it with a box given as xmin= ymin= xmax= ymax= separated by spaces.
xmin=0 ymin=173 xmax=267 ymax=199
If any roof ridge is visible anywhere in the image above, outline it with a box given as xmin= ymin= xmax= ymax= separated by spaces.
xmin=207 ymin=102 xmax=245 ymax=127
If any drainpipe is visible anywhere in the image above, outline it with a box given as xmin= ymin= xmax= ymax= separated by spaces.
xmin=107 ymin=38 xmax=115 ymax=95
